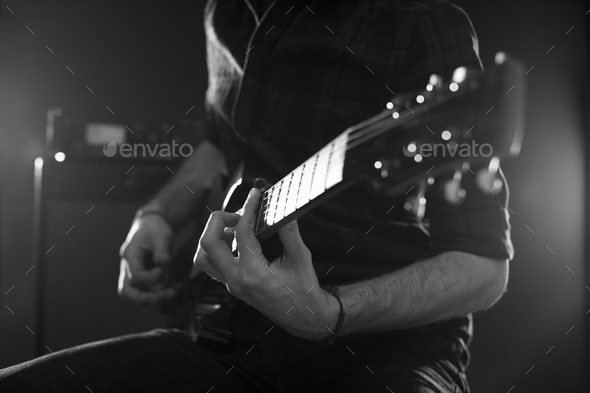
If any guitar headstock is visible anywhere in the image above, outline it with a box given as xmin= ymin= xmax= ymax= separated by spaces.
xmin=343 ymin=53 xmax=526 ymax=203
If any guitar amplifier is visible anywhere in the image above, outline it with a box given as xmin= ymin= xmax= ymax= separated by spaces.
xmin=46 ymin=107 xmax=207 ymax=159
xmin=32 ymin=146 xmax=186 ymax=356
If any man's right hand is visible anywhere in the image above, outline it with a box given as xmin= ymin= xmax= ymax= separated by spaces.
xmin=117 ymin=213 xmax=178 ymax=304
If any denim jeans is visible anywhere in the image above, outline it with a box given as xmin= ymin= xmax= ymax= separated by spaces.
xmin=0 ymin=299 xmax=470 ymax=393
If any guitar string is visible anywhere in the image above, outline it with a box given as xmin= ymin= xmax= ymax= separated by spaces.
xmin=345 ymin=109 xmax=416 ymax=150
xmin=347 ymin=81 xmax=472 ymax=147
xmin=345 ymin=89 xmax=460 ymax=149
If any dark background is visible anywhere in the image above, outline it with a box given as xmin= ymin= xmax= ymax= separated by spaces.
xmin=0 ymin=1 xmax=587 ymax=391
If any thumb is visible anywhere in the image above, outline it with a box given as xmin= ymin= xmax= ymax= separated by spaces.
xmin=152 ymin=234 xmax=173 ymax=265
xmin=278 ymin=220 xmax=309 ymax=260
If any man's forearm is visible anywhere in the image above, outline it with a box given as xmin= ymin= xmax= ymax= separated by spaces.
xmin=141 ymin=139 xmax=226 ymax=230
xmin=335 ymin=251 xmax=509 ymax=336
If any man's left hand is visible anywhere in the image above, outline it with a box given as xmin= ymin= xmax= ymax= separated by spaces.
xmin=193 ymin=188 xmax=338 ymax=341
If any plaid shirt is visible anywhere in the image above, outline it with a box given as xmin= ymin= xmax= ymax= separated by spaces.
xmin=204 ymin=0 xmax=513 ymax=277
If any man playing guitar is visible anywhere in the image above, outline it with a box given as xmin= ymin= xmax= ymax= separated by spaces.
xmin=1 ymin=1 xmax=519 ymax=391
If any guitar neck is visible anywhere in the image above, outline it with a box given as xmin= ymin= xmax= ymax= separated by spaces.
xmin=250 ymin=59 xmax=526 ymax=240
xmin=250 ymin=94 xmax=441 ymax=238
xmin=254 ymin=131 xmax=350 ymax=238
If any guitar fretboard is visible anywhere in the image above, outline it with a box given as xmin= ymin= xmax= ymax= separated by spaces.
xmin=254 ymin=131 xmax=350 ymax=235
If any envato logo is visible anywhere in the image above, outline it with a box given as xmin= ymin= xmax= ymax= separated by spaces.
xmin=403 ymin=140 xmax=493 ymax=159
xmin=103 ymin=141 xmax=193 ymax=158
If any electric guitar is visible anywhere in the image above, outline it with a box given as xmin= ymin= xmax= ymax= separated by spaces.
xmin=166 ymin=53 xmax=527 ymax=344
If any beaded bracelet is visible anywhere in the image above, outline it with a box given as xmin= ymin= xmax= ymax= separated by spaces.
xmin=320 ymin=285 xmax=346 ymax=345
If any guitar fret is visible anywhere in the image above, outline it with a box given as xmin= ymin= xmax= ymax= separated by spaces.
xmin=276 ymin=173 xmax=292 ymax=222
xmin=270 ymin=180 xmax=283 ymax=226
xmin=296 ymin=156 xmax=316 ymax=209
xmin=272 ymin=182 xmax=283 ymax=225
xmin=276 ymin=180 xmax=286 ymax=224
xmin=309 ymin=146 xmax=331 ymax=200
xmin=255 ymin=201 xmax=260 ymax=234
xmin=285 ymin=166 xmax=303 ymax=217
xmin=255 ymin=192 xmax=268 ymax=234
xmin=266 ymin=183 xmax=279 ymax=226
xmin=264 ymin=191 xmax=270 ymax=227
xmin=325 ymin=133 xmax=347 ymax=189
xmin=259 ymin=189 xmax=269 ymax=232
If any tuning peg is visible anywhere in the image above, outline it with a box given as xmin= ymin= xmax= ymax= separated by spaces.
xmin=446 ymin=67 xmax=468 ymax=93
xmin=426 ymin=74 xmax=443 ymax=91
xmin=373 ymin=159 xmax=391 ymax=179
xmin=476 ymin=169 xmax=503 ymax=195
xmin=452 ymin=67 xmax=468 ymax=84
xmin=443 ymin=170 xmax=466 ymax=205
xmin=488 ymin=157 xmax=500 ymax=175
xmin=494 ymin=52 xmax=508 ymax=65
xmin=404 ymin=195 xmax=427 ymax=219
xmin=475 ymin=157 xmax=503 ymax=194
xmin=404 ymin=181 xmax=427 ymax=219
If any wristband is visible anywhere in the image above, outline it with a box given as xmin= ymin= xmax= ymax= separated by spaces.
xmin=320 ymin=285 xmax=346 ymax=345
